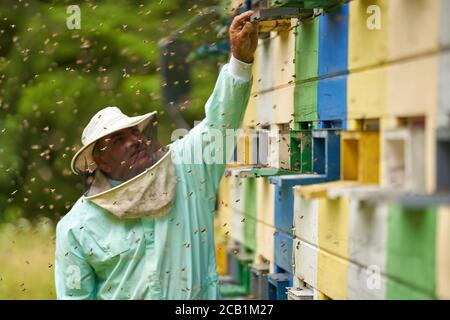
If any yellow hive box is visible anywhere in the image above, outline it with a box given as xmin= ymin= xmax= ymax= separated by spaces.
xmin=256 ymin=221 xmax=275 ymax=273
xmin=341 ymin=131 xmax=381 ymax=185
xmin=272 ymin=21 xmax=296 ymax=125
xmin=348 ymin=0 xmax=389 ymax=71
xmin=256 ymin=177 xmax=275 ymax=227
xmin=388 ymin=0 xmax=439 ymax=62
xmin=347 ymin=66 xmax=387 ymax=131
xmin=243 ymin=52 xmax=259 ymax=128
xmin=437 ymin=206 xmax=450 ymax=299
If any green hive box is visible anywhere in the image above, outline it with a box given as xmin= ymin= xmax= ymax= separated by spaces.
xmin=290 ymin=130 xmax=313 ymax=173
xmin=243 ymin=179 xmax=257 ymax=252
xmin=294 ymin=17 xmax=319 ymax=127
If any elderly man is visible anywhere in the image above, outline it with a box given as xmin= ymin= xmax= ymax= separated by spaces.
xmin=54 ymin=11 xmax=258 ymax=299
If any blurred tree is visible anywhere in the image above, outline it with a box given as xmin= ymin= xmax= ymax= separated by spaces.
xmin=0 ymin=0 xmax=229 ymax=222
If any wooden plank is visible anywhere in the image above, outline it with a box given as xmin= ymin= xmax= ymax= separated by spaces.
xmin=294 ymin=181 xmax=358 ymax=200
xmin=293 ymin=239 xmax=318 ymax=288
xmin=300 ymin=130 xmax=313 ymax=173
xmin=295 ymin=182 xmax=352 ymax=260
xmin=313 ymin=289 xmax=331 ymax=300
xmin=441 ymin=0 xmax=450 ymax=48
xmin=347 ymin=66 xmax=387 ymax=130
xmin=326 ymin=183 xmax=379 ymax=200
xmin=437 ymin=129 xmax=450 ymax=192
xmin=381 ymin=127 xmax=427 ymax=193
xmin=287 ymin=287 xmax=314 ymax=300
xmin=341 ymin=133 xmax=359 ymax=181
xmin=381 ymin=129 xmax=411 ymax=191
xmin=348 ymin=0 xmax=389 ymax=71
xmin=268 ymin=123 xmax=291 ymax=170
xmin=386 ymin=204 xmax=437 ymax=299
xmin=385 ymin=277 xmax=435 ymax=299
xmin=272 ymin=85 xmax=295 ymax=125
xmin=437 ymin=206 xmax=450 ymax=300
xmin=256 ymin=177 xmax=275 ymax=227
xmin=317 ymin=75 xmax=347 ymax=128
xmin=295 ymin=185 xmax=327 ymax=200
xmin=295 ymin=17 xmax=319 ymax=82
xmin=215 ymin=176 xmax=232 ymax=243
xmin=273 ymin=22 xmax=296 ymax=88
xmin=312 ymin=129 xmax=341 ymax=180
xmin=341 ymin=131 xmax=380 ymax=184
xmin=215 ymin=176 xmax=232 ymax=276
xmin=359 ymin=131 xmax=380 ymax=184
xmin=348 ymin=198 xmax=388 ymax=274
xmin=256 ymin=36 xmax=275 ymax=126
xmin=233 ymin=128 xmax=257 ymax=166
xmin=216 ymin=242 xmax=228 ymax=276
xmin=226 ymin=242 xmax=241 ymax=284
xmin=294 ymin=16 xmax=318 ymax=126
xmin=385 ymin=57 xmax=438 ymax=194
xmin=272 ymin=20 xmax=296 ymax=125
xmin=387 ymin=55 xmax=438 ymax=119
xmin=439 ymin=52 xmax=450 ymax=129
xmin=318 ymin=196 xmax=349 ymax=260
xmin=293 ymin=195 xmax=318 ymax=243
xmin=294 ymin=81 xmax=318 ymax=124
xmin=257 ymin=35 xmax=275 ymax=92
xmin=274 ymin=183 xmax=295 ymax=235
xmin=347 ymin=261 xmax=386 ymax=300
xmin=318 ymin=2 xmax=349 ymax=77
xmin=230 ymin=214 xmax=244 ymax=245
xmin=243 ymin=52 xmax=259 ymax=128
xmin=274 ymin=230 xmax=294 ymax=273
xmin=256 ymin=92 xmax=274 ymax=127
xmin=295 ymin=238 xmax=434 ymax=300
xmin=267 ymin=272 xmax=291 ymax=300
xmin=269 ymin=173 xmax=327 ymax=189
xmin=243 ymin=178 xmax=257 ymax=221
xmin=256 ymin=221 xmax=276 ymax=273
xmin=427 ymin=116 xmax=437 ymax=194
xmin=243 ymin=179 xmax=257 ymax=252
xmin=230 ymin=176 xmax=245 ymax=244
xmin=317 ymin=241 xmax=348 ymax=299
xmin=289 ymin=131 xmax=302 ymax=172
xmin=388 ymin=0 xmax=439 ymax=61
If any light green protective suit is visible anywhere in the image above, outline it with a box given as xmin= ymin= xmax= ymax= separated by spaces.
xmin=54 ymin=58 xmax=252 ymax=299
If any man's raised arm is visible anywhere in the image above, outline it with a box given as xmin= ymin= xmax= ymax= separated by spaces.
xmin=170 ymin=11 xmax=258 ymax=189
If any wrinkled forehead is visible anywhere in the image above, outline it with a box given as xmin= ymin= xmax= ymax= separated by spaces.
xmin=96 ymin=126 xmax=139 ymax=146
xmin=109 ymin=126 xmax=138 ymax=138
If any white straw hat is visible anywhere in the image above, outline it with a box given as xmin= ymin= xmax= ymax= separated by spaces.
xmin=71 ymin=106 xmax=157 ymax=175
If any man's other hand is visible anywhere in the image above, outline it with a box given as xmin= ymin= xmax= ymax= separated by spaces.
xmin=229 ymin=10 xmax=258 ymax=64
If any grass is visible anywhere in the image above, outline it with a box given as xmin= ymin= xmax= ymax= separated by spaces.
xmin=0 ymin=219 xmax=56 ymax=299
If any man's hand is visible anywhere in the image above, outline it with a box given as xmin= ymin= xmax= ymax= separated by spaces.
xmin=229 ymin=10 xmax=258 ymax=64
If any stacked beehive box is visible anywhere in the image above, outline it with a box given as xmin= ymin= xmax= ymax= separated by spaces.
xmin=216 ymin=0 xmax=450 ymax=300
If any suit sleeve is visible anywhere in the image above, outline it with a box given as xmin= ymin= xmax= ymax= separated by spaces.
xmin=170 ymin=55 xmax=253 ymax=191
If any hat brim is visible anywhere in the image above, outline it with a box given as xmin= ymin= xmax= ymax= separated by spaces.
xmin=71 ymin=111 xmax=157 ymax=175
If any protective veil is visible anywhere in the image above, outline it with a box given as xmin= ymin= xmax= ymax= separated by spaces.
xmin=83 ymin=120 xmax=177 ymax=219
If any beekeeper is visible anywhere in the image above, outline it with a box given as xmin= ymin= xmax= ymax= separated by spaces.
xmin=54 ymin=11 xmax=258 ymax=299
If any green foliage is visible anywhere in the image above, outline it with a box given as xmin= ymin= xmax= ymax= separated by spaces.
xmin=0 ymin=0 xmax=225 ymax=222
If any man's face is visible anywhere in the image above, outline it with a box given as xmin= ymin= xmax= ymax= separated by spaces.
xmin=92 ymin=126 xmax=154 ymax=181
